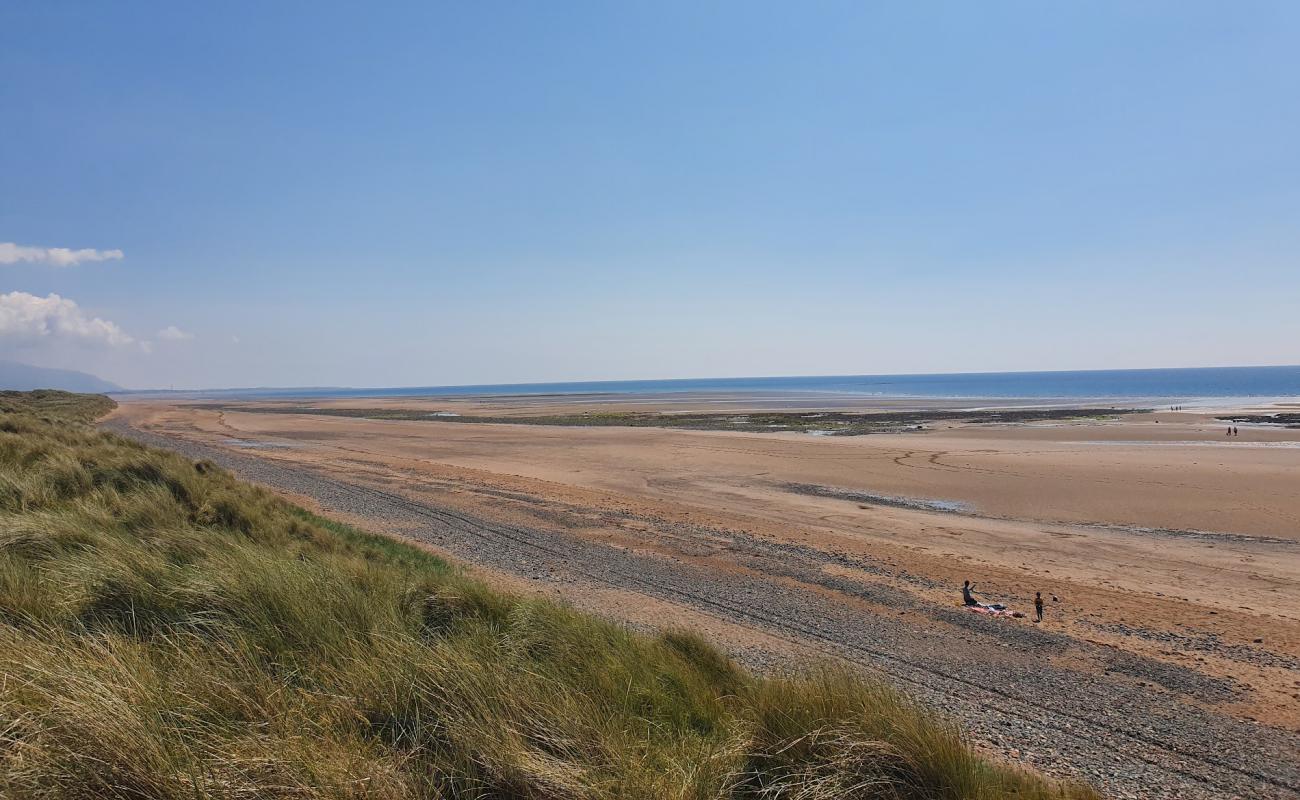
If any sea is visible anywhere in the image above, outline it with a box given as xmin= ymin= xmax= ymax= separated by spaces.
xmin=142 ymin=365 xmax=1300 ymax=404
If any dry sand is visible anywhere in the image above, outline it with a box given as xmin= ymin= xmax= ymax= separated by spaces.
xmin=112 ymin=397 xmax=1300 ymax=734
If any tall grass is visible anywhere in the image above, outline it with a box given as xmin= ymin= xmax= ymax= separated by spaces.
xmin=0 ymin=393 xmax=1099 ymax=799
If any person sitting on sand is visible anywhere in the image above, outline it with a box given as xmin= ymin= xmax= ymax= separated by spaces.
xmin=962 ymin=580 xmax=979 ymax=606
xmin=1034 ymin=591 xmax=1044 ymax=623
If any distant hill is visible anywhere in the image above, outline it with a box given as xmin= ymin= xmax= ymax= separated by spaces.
xmin=0 ymin=360 xmax=122 ymax=392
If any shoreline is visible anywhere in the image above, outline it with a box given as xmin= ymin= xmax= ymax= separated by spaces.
xmin=115 ymin=386 xmax=1300 ymax=410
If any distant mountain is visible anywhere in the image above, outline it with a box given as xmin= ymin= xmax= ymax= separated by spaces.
xmin=0 ymin=360 xmax=122 ymax=393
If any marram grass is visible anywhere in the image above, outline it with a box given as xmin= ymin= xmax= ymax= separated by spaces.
xmin=0 ymin=392 xmax=1098 ymax=799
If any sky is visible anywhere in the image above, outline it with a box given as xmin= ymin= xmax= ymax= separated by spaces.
xmin=2 ymin=2 xmax=1298 ymax=390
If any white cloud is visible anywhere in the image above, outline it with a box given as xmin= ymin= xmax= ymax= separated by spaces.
xmin=157 ymin=325 xmax=194 ymax=341
xmin=0 ymin=291 xmax=134 ymax=347
xmin=0 ymin=242 xmax=125 ymax=267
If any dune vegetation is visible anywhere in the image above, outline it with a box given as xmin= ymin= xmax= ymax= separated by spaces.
xmin=0 ymin=391 xmax=1098 ymax=799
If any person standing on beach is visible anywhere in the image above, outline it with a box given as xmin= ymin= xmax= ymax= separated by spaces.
xmin=1034 ymin=592 xmax=1044 ymax=623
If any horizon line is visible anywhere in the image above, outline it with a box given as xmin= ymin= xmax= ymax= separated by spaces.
xmin=113 ymin=362 xmax=1300 ymax=395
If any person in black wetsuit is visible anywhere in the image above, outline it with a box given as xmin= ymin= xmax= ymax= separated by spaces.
xmin=1034 ymin=591 xmax=1044 ymax=622
xmin=962 ymin=580 xmax=979 ymax=606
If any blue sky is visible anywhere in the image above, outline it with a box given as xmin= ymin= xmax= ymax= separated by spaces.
xmin=2 ymin=2 xmax=1298 ymax=389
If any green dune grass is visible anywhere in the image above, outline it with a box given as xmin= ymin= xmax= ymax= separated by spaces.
xmin=0 ymin=392 xmax=1098 ymax=799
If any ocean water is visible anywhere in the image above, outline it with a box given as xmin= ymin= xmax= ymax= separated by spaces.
xmin=157 ymin=365 xmax=1300 ymax=402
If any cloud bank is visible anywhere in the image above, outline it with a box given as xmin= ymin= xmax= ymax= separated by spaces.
xmin=0 ymin=242 xmax=125 ymax=267
xmin=0 ymin=291 xmax=134 ymax=347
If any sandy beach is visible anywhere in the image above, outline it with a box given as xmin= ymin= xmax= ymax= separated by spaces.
xmin=107 ymin=394 xmax=1300 ymax=797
